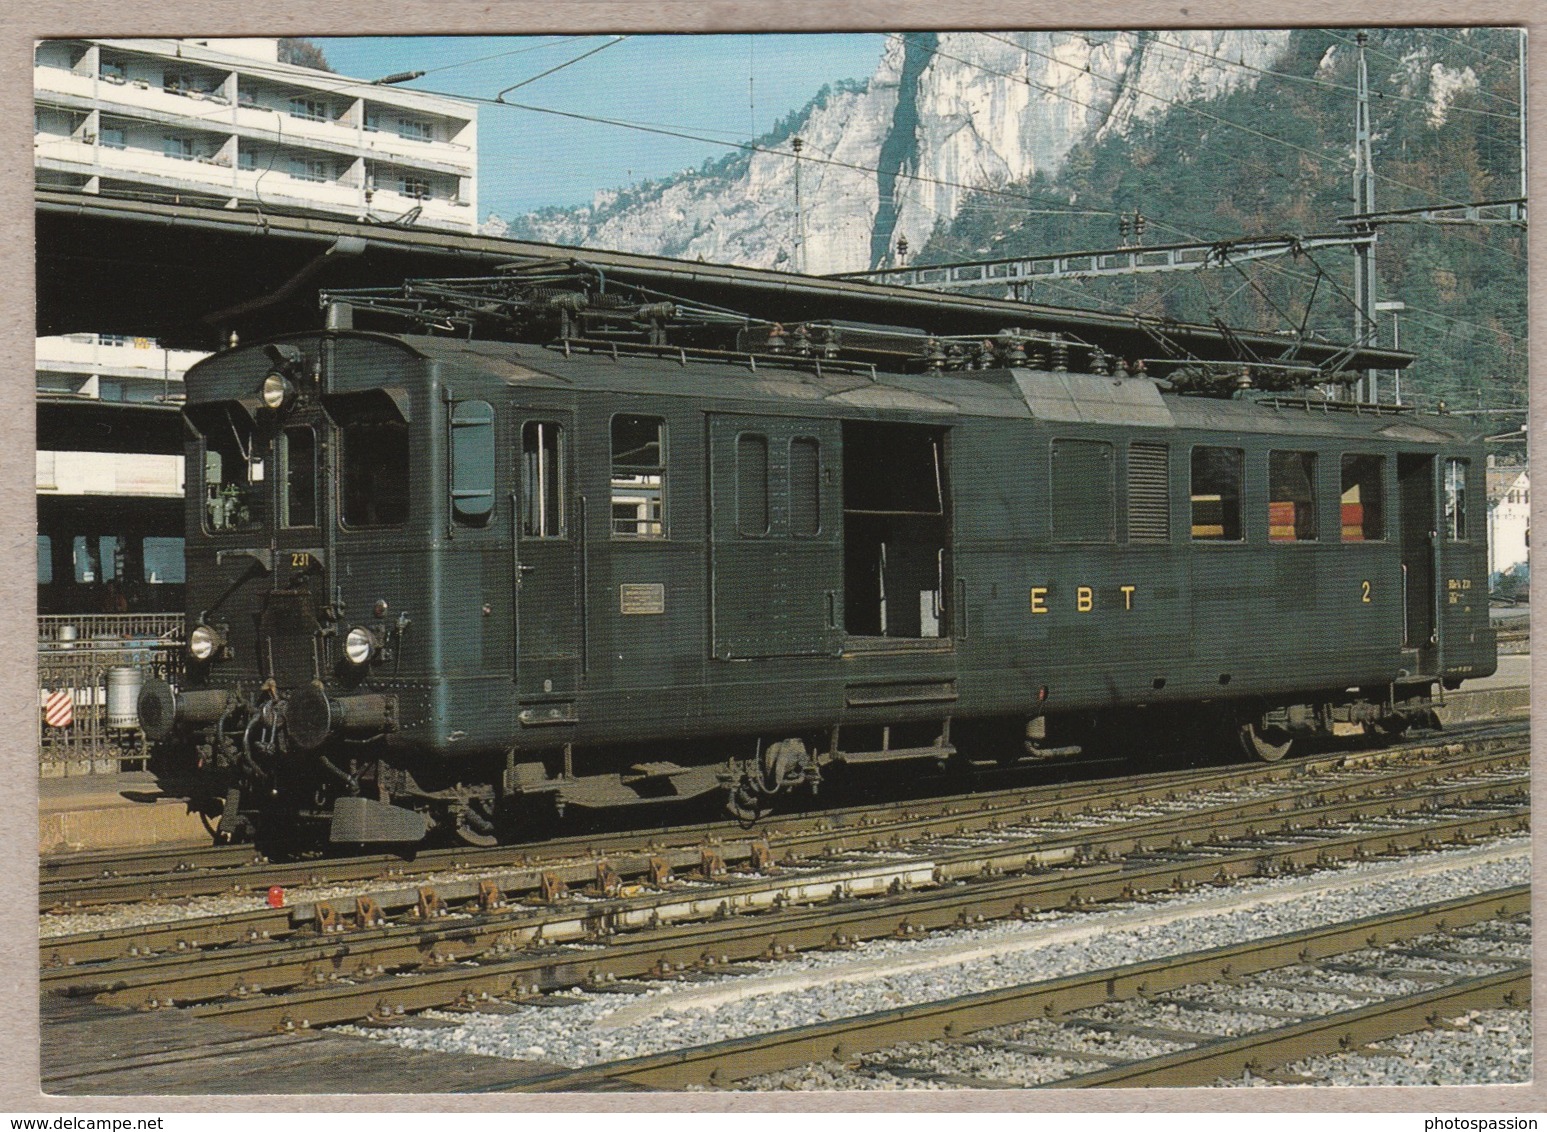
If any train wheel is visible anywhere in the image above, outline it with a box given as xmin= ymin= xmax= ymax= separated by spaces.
xmin=1238 ymin=720 xmax=1293 ymax=762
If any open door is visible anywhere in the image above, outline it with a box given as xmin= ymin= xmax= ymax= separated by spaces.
xmin=1397 ymin=453 xmax=1438 ymax=673
xmin=708 ymin=415 xmax=842 ymax=659
xmin=841 ymin=421 xmax=952 ymax=640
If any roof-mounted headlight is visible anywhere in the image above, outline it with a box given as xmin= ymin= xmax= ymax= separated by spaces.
xmin=344 ymin=626 xmax=380 ymax=666
xmin=188 ymin=624 xmax=224 ymax=662
xmin=260 ymin=372 xmax=295 ymax=412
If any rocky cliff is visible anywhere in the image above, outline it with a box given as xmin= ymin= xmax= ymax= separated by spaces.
xmin=505 ymin=30 xmax=1291 ymax=273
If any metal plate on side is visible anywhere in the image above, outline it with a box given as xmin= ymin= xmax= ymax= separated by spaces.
xmin=619 ymin=583 xmax=665 ymax=615
xmin=1013 ymin=369 xmax=1174 ymax=427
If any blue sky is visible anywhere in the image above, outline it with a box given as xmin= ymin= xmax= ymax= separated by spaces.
xmin=313 ymin=34 xmax=885 ymax=220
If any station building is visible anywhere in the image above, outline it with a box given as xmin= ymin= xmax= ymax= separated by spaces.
xmin=1486 ymin=461 xmax=1530 ymax=595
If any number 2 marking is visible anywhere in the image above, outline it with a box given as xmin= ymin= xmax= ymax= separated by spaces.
xmin=1361 ymin=580 xmax=1371 ymax=603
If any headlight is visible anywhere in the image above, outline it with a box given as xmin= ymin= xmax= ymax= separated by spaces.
xmin=260 ymin=372 xmax=294 ymax=411
xmin=344 ymin=626 xmax=379 ymax=666
xmin=188 ymin=624 xmax=223 ymax=661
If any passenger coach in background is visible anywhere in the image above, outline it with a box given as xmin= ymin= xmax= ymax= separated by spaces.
xmin=138 ymin=264 xmax=1495 ymax=848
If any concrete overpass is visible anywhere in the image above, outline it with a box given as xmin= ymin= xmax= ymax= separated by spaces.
xmin=37 ymin=397 xmax=183 ymax=455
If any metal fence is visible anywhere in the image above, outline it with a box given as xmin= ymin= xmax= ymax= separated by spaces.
xmin=39 ymin=613 xmax=184 ymax=645
xmin=38 ymin=615 xmax=184 ymax=776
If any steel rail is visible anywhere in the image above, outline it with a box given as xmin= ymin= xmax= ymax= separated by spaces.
xmin=42 ymin=745 xmax=1524 ymax=973
xmin=45 ymin=748 xmax=1522 ymax=971
xmin=39 ymin=726 xmax=1525 ymax=911
xmin=54 ymin=767 xmax=1524 ymax=1006
xmin=43 ymin=720 xmax=1523 ymax=892
xmin=1048 ymin=965 xmax=1529 ymax=1087
xmin=41 ymin=843 xmax=264 ymax=886
xmin=159 ymin=802 xmax=1526 ymax=1032
xmin=497 ymin=886 xmax=1530 ymax=1091
xmin=36 ymin=743 xmax=1344 ymax=906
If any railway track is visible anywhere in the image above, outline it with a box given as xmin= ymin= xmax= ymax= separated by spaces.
xmin=506 ymin=887 xmax=1527 ymax=1091
xmin=42 ymin=744 xmax=1527 ymax=1039
xmin=39 ymin=721 xmax=1527 ymax=913
xmin=42 ymin=735 xmax=1526 ymax=963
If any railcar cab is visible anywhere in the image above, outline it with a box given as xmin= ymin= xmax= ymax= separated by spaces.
xmin=141 ymin=332 xmax=497 ymax=844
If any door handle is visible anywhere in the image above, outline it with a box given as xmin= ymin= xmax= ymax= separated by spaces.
xmin=518 ymin=563 xmax=537 ymax=574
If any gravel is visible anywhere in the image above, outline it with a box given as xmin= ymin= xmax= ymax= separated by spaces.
xmin=1233 ymin=1009 xmax=1532 ymax=1087
xmin=984 ymin=1017 xmax=1189 ymax=1060
xmin=1170 ymin=982 xmax=1369 ymax=1017
xmin=1070 ymin=997 xmax=1281 ymax=1038
xmin=336 ymin=835 xmax=1528 ymax=1078
xmin=876 ymin=1039 xmax=1094 ymax=1086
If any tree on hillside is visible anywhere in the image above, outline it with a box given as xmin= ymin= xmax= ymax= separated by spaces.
xmin=278 ymin=38 xmax=333 ymax=72
xmin=920 ymin=27 xmax=1526 ymax=413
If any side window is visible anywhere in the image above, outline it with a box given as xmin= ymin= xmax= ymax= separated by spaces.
xmin=37 ymin=535 xmax=52 ymax=585
xmin=611 ymin=414 xmax=665 ymax=537
xmin=790 ymin=436 xmax=821 ymax=538
xmin=1127 ymin=442 xmax=1170 ymax=543
xmin=521 ymin=421 xmax=565 ymax=538
xmin=1191 ymin=446 xmax=1243 ymax=541
xmin=1051 ymin=439 xmax=1115 ymax=543
xmin=279 ymin=426 xmax=318 ymax=528
xmin=736 ymin=433 xmax=770 ymax=536
xmin=1268 ymin=450 xmax=1318 ymax=542
xmin=1340 ymin=454 xmax=1385 ymax=542
xmin=73 ymin=535 xmax=121 ymax=583
xmin=142 ymin=537 xmax=185 ymax=584
xmin=1444 ymin=458 xmax=1469 ymax=541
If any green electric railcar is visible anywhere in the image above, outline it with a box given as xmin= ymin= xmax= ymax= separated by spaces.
xmin=140 ymin=286 xmax=1494 ymax=847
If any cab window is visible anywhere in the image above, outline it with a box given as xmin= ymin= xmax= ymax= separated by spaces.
xmin=194 ymin=405 xmax=265 ymax=533
xmin=521 ymin=421 xmax=565 ymax=538
xmin=340 ymin=409 xmax=409 ymax=528
xmin=280 ymin=426 xmax=318 ymax=528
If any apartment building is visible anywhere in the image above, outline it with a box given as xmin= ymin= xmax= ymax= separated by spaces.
xmin=35 ymin=37 xmax=478 ymax=232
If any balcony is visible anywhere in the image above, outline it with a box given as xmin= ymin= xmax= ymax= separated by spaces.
xmin=367 ymin=185 xmax=476 ymax=232
xmin=231 ymin=102 xmax=473 ymax=176
xmin=42 ymin=70 xmax=237 ymax=125
xmin=34 ymin=64 xmax=98 ymax=102
xmin=359 ymin=124 xmax=474 ymax=172
xmin=36 ymin=335 xmax=206 ymax=379
xmin=36 ymin=135 xmax=240 ymax=193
